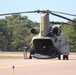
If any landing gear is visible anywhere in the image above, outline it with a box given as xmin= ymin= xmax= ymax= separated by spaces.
xmin=29 ymin=55 xmax=32 ymax=59
xmin=58 ymin=54 xmax=61 ymax=60
xmin=58 ymin=54 xmax=69 ymax=60
xmin=63 ymin=55 xmax=68 ymax=60
xmin=66 ymin=55 xmax=68 ymax=60
xmin=63 ymin=55 xmax=65 ymax=60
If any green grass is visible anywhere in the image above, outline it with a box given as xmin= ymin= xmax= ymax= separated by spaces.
xmin=0 ymin=56 xmax=23 ymax=59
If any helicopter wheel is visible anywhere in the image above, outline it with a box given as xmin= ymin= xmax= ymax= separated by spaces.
xmin=63 ymin=55 xmax=65 ymax=60
xmin=58 ymin=54 xmax=61 ymax=60
xmin=63 ymin=55 xmax=68 ymax=60
xmin=66 ymin=55 xmax=69 ymax=60
xmin=29 ymin=55 xmax=32 ymax=59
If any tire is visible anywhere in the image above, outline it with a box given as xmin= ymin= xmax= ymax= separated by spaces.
xmin=66 ymin=55 xmax=68 ymax=60
xmin=58 ymin=55 xmax=61 ymax=60
xmin=29 ymin=55 xmax=32 ymax=59
xmin=63 ymin=55 xmax=65 ymax=60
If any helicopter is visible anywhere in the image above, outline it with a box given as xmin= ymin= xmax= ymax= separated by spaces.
xmin=0 ymin=10 xmax=76 ymax=60
xmin=28 ymin=10 xmax=76 ymax=60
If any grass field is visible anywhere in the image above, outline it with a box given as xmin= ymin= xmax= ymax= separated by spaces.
xmin=0 ymin=56 xmax=23 ymax=59
xmin=0 ymin=52 xmax=29 ymax=59
xmin=0 ymin=52 xmax=76 ymax=59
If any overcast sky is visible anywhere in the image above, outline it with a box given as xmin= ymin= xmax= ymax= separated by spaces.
xmin=0 ymin=0 xmax=76 ymax=22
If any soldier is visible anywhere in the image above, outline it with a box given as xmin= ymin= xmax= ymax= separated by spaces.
xmin=23 ymin=47 xmax=27 ymax=59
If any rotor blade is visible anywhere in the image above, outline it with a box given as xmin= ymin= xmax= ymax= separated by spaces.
xmin=0 ymin=11 xmax=38 ymax=16
xmin=50 ymin=12 xmax=76 ymax=23
xmin=50 ymin=21 xmax=67 ymax=24
xmin=50 ymin=11 xmax=76 ymax=16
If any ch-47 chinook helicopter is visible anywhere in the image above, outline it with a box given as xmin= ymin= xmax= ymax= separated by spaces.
xmin=0 ymin=10 xmax=76 ymax=60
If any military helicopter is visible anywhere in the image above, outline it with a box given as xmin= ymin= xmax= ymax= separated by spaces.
xmin=0 ymin=10 xmax=76 ymax=60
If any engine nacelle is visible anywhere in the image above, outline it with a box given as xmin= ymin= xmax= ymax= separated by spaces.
xmin=52 ymin=27 xmax=61 ymax=36
xmin=31 ymin=28 xmax=39 ymax=34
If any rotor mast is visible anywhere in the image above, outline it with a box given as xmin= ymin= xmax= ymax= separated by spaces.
xmin=39 ymin=13 xmax=50 ymax=37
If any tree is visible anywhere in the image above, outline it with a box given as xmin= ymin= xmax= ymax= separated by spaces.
xmin=62 ymin=18 xmax=76 ymax=52
xmin=0 ymin=14 xmax=36 ymax=51
xmin=0 ymin=19 xmax=8 ymax=51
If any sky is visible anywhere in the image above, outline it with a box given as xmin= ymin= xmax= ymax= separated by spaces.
xmin=0 ymin=0 xmax=76 ymax=22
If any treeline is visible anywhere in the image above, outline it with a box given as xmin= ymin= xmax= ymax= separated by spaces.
xmin=0 ymin=14 xmax=38 ymax=51
xmin=0 ymin=14 xmax=76 ymax=52
xmin=62 ymin=18 xmax=76 ymax=52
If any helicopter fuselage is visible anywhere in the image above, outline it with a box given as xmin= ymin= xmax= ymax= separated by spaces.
xmin=30 ymin=13 xmax=69 ymax=60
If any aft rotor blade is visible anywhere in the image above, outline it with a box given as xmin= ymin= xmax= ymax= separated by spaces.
xmin=50 ymin=12 xmax=76 ymax=23
xmin=50 ymin=21 xmax=67 ymax=24
xmin=50 ymin=11 xmax=76 ymax=17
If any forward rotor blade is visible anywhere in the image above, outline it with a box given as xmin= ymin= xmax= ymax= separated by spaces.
xmin=50 ymin=11 xmax=76 ymax=16
xmin=0 ymin=11 xmax=37 ymax=16
xmin=50 ymin=12 xmax=76 ymax=23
